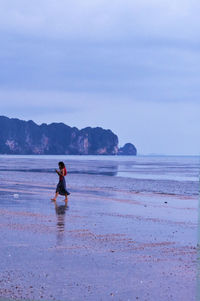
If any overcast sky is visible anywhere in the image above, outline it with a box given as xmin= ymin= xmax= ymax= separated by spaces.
xmin=0 ymin=0 xmax=200 ymax=155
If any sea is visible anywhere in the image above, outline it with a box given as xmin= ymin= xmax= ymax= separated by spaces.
xmin=0 ymin=155 xmax=199 ymax=199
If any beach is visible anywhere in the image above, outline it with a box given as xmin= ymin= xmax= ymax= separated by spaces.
xmin=0 ymin=155 xmax=199 ymax=301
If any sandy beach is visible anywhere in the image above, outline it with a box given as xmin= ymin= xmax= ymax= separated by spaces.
xmin=0 ymin=156 xmax=198 ymax=301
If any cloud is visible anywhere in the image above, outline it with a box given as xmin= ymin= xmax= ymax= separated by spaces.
xmin=0 ymin=0 xmax=199 ymax=100
xmin=0 ymin=34 xmax=199 ymax=103
xmin=0 ymin=0 xmax=200 ymax=41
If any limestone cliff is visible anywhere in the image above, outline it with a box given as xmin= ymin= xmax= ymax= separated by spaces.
xmin=0 ymin=116 xmax=137 ymax=155
xmin=0 ymin=116 xmax=119 ymax=155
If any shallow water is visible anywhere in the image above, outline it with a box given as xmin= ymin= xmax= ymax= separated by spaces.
xmin=0 ymin=155 xmax=199 ymax=196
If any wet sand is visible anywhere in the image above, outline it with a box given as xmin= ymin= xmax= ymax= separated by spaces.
xmin=0 ymin=172 xmax=198 ymax=301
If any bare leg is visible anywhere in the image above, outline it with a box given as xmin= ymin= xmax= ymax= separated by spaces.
xmin=64 ymin=194 xmax=68 ymax=205
xmin=51 ymin=192 xmax=59 ymax=201
xmin=53 ymin=200 xmax=58 ymax=210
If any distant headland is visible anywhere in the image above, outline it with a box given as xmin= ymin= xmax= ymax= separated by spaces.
xmin=0 ymin=116 xmax=137 ymax=155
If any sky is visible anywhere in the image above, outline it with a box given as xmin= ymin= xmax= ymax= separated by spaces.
xmin=0 ymin=0 xmax=200 ymax=155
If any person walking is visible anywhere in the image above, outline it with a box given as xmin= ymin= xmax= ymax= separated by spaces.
xmin=51 ymin=161 xmax=70 ymax=205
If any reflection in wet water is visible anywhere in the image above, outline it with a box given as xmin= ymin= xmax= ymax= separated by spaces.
xmin=53 ymin=201 xmax=68 ymax=245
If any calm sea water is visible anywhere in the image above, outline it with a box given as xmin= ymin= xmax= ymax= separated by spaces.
xmin=0 ymin=155 xmax=199 ymax=196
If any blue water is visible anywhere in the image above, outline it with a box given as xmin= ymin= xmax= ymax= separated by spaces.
xmin=0 ymin=155 xmax=199 ymax=196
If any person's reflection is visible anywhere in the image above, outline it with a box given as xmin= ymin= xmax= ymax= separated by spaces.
xmin=53 ymin=201 xmax=68 ymax=245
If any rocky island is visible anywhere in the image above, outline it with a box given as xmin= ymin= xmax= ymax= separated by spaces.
xmin=118 ymin=143 xmax=137 ymax=156
xmin=0 ymin=116 xmax=137 ymax=155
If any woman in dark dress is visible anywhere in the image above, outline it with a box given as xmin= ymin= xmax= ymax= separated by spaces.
xmin=51 ymin=161 xmax=70 ymax=205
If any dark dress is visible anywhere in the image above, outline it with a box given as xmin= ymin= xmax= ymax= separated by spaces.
xmin=56 ymin=167 xmax=70 ymax=196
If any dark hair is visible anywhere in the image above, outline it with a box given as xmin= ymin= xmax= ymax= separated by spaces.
xmin=58 ymin=161 xmax=65 ymax=168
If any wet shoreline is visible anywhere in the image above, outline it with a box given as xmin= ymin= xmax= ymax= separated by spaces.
xmin=0 ymin=156 xmax=198 ymax=300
